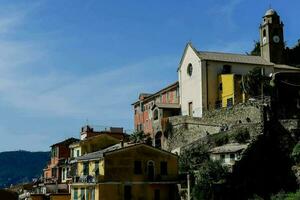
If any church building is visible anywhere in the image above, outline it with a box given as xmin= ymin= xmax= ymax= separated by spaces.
xmin=133 ymin=9 xmax=300 ymax=142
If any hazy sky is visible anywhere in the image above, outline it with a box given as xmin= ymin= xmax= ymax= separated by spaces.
xmin=0 ymin=0 xmax=299 ymax=151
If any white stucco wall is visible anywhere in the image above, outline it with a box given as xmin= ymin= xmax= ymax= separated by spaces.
xmin=179 ymin=45 xmax=203 ymax=117
xmin=179 ymin=44 xmax=276 ymax=117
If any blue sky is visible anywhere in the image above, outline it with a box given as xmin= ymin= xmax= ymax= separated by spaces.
xmin=0 ymin=0 xmax=299 ymax=151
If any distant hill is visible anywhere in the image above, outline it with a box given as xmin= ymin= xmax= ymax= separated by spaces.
xmin=0 ymin=151 xmax=50 ymax=188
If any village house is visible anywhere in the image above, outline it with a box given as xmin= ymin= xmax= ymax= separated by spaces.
xmin=133 ymin=9 xmax=300 ymax=148
xmin=70 ymin=143 xmax=179 ymax=200
xmin=42 ymin=138 xmax=79 ymax=194
xmin=209 ymin=143 xmax=248 ymax=171
xmin=132 ymin=82 xmax=180 ymax=148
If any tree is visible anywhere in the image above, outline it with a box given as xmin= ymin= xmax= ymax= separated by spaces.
xmin=249 ymin=41 xmax=261 ymax=56
xmin=129 ymin=131 xmax=151 ymax=144
xmin=192 ymin=160 xmax=228 ymax=200
xmin=291 ymin=143 xmax=300 ymax=163
xmin=242 ymin=67 xmax=271 ymax=97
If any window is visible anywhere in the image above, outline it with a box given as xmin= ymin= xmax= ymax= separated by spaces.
xmin=160 ymin=161 xmax=168 ymax=175
xmin=51 ymin=147 xmax=58 ymax=158
xmin=134 ymin=161 xmax=142 ymax=174
xmin=80 ymin=188 xmax=85 ymax=200
xmin=76 ymin=150 xmax=80 ymax=157
xmin=188 ymin=102 xmax=193 ymax=116
xmin=263 ymin=29 xmax=266 ymax=37
xmin=221 ymin=154 xmax=225 ymax=162
xmin=155 ymin=132 xmax=162 ymax=148
xmin=154 ymin=189 xmax=160 ymax=200
xmin=62 ymin=168 xmax=65 ymax=181
xmin=227 ymin=98 xmax=233 ymax=107
xmin=187 ymin=63 xmax=193 ymax=76
xmin=94 ymin=161 xmax=99 ymax=176
xmin=124 ymin=185 xmax=132 ymax=200
xmin=230 ymin=154 xmax=235 ymax=160
xmin=52 ymin=168 xmax=57 ymax=178
xmin=83 ymin=162 xmax=89 ymax=176
xmin=222 ymin=65 xmax=232 ymax=74
xmin=73 ymin=188 xmax=78 ymax=200
xmin=85 ymin=188 xmax=88 ymax=200
xmin=91 ymin=188 xmax=95 ymax=200
xmin=153 ymin=109 xmax=159 ymax=120
xmin=147 ymin=161 xmax=155 ymax=180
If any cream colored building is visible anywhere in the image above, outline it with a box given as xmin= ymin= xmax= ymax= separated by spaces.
xmin=70 ymin=143 xmax=179 ymax=200
xmin=178 ymin=9 xmax=300 ymax=118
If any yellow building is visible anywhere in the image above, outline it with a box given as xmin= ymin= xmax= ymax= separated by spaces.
xmin=65 ymin=134 xmax=121 ymax=185
xmin=218 ymin=74 xmax=245 ymax=108
xmin=71 ymin=143 xmax=179 ymax=200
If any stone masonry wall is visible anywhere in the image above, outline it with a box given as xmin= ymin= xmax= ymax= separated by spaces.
xmin=165 ymin=102 xmax=263 ymax=151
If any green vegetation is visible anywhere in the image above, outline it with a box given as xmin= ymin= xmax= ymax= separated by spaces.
xmin=242 ymin=67 xmax=272 ymax=97
xmin=192 ymin=160 xmax=227 ymax=200
xmin=129 ymin=130 xmax=152 ymax=145
xmin=0 ymin=151 xmax=49 ymax=188
xmin=211 ymin=133 xmax=229 ymax=146
xmin=231 ymin=127 xmax=250 ymax=144
xmin=249 ymin=41 xmax=261 ymax=56
xmin=271 ymin=190 xmax=300 ymax=200
xmin=291 ymin=143 xmax=300 ymax=163
xmin=179 ymin=145 xmax=228 ymax=200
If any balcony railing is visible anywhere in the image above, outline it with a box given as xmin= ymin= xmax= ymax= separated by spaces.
xmin=72 ymin=175 xmax=98 ymax=183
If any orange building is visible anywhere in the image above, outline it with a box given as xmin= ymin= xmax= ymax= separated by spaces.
xmin=132 ymin=82 xmax=180 ymax=147
xmin=43 ymin=138 xmax=79 ymax=193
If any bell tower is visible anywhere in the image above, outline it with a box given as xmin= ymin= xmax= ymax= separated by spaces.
xmin=260 ymin=9 xmax=285 ymax=64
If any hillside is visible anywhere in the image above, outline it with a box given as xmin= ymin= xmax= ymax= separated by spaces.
xmin=0 ymin=151 xmax=50 ymax=188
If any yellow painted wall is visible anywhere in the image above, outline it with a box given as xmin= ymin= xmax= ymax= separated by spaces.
xmin=218 ymin=74 xmax=234 ymax=107
xmin=50 ymin=194 xmax=71 ymax=200
xmin=71 ymin=185 xmax=97 ymax=200
xmin=98 ymin=183 xmax=176 ymax=200
xmin=218 ymin=74 xmax=244 ymax=108
xmin=71 ymin=145 xmax=178 ymax=200
xmin=30 ymin=195 xmax=44 ymax=200
xmin=77 ymin=160 xmax=104 ymax=180
xmin=104 ymin=145 xmax=178 ymax=182
xmin=81 ymin=136 xmax=119 ymax=155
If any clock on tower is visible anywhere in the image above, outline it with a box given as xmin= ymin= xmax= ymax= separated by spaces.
xmin=259 ymin=9 xmax=285 ymax=64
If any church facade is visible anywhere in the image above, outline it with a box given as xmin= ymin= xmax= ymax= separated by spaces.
xmin=133 ymin=9 xmax=300 ymax=143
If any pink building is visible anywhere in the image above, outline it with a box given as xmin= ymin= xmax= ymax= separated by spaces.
xmin=132 ymin=82 xmax=180 ymax=147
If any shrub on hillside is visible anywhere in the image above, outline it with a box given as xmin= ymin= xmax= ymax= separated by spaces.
xmin=232 ymin=128 xmax=250 ymax=143
xmin=291 ymin=143 xmax=300 ymax=163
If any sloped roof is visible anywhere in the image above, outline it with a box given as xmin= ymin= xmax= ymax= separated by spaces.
xmin=75 ymin=143 xmax=131 ymax=161
xmin=132 ymin=81 xmax=179 ymax=105
xmin=75 ymin=143 xmax=178 ymax=162
xmin=51 ymin=138 xmax=79 ymax=147
xmin=274 ymin=64 xmax=300 ymax=70
xmin=209 ymin=143 xmax=248 ymax=154
xmin=196 ymin=51 xmax=274 ymax=66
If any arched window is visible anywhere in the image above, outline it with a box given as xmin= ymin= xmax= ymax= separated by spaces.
xmin=147 ymin=161 xmax=155 ymax=181
xmin=153 ymin=109 xmax=159 ymax=120
xmin=263 ymin=29 xmax=266 ymax=37
xmin=187 ymin=63 xmax=193 ymax=76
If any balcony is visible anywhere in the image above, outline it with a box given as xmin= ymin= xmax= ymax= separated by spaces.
xmin=72 ymin=175 xmax=100 ymax=184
